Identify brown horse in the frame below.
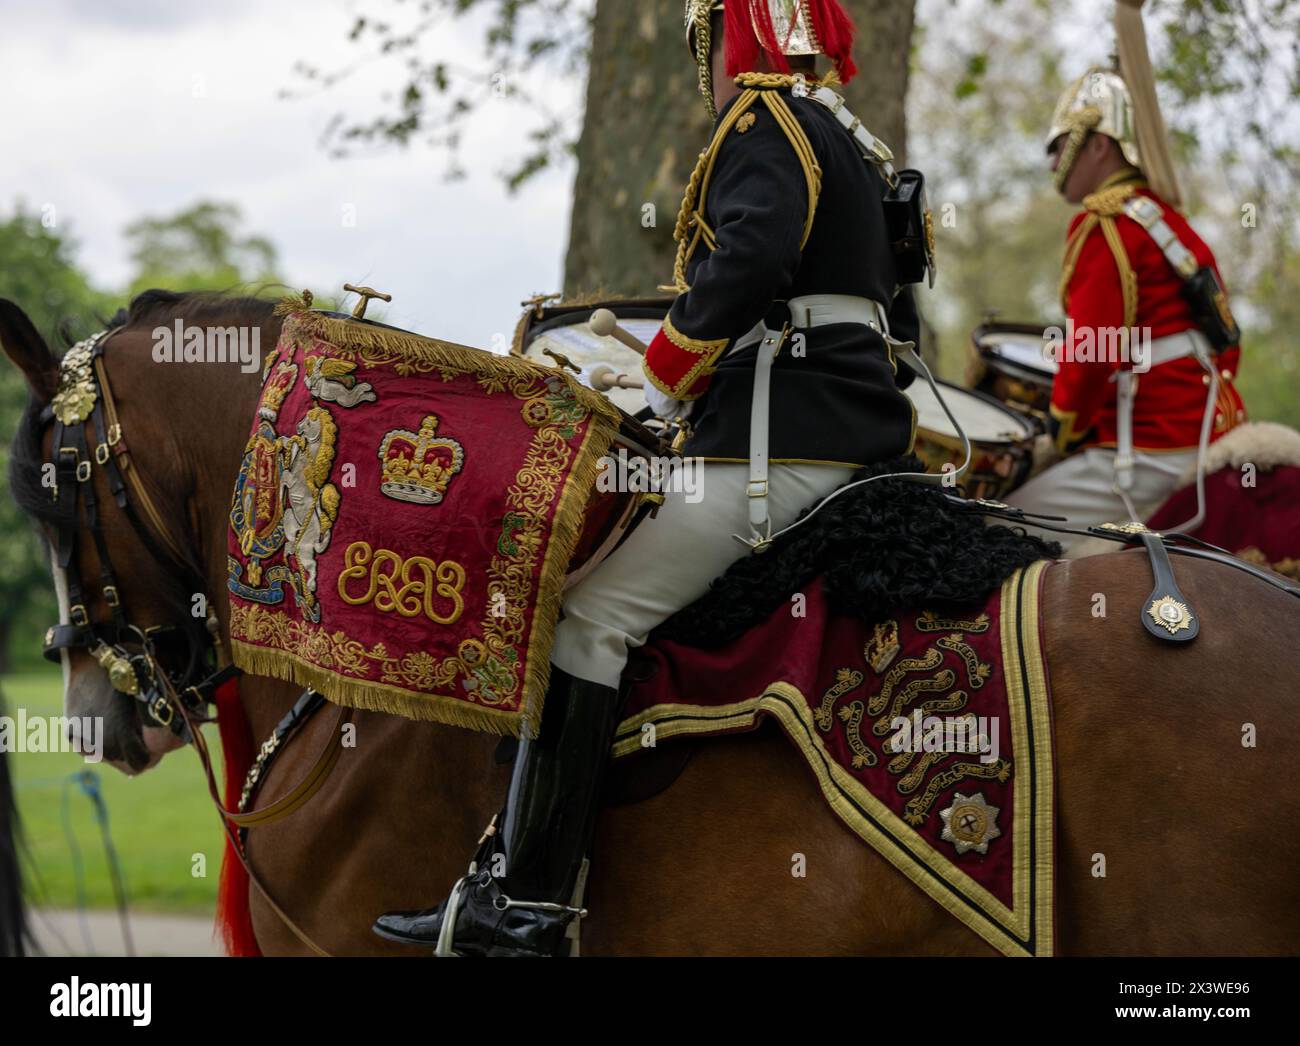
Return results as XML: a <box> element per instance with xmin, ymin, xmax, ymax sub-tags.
<box><xmin>4</xmin><ymin>292</ymin><xmax>1300</xmax><ymax>956</ymax></box>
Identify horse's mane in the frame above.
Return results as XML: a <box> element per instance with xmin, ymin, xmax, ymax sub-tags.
<box><xmin>112</xmin><ymin>288</ymin><xmax>281</xmax><ymax>334</ymax></box>
<box><xmin>9</xmin><ymin>288</ymin><xmax>282</xmax><ymax>530</ymax></box>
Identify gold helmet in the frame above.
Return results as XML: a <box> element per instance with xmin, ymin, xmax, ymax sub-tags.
<box><xmin>1047</xmin><ymin>69</ymin><xmax>1141</xmax><ymax>193</ymax></box>
<box><xmin>685</xmin><ymin>0</ymin><xmax>858</xmax><ymax>119</ymax></box>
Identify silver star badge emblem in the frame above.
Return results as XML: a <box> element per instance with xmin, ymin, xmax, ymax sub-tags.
<box><xmin>1147</xmin><ymin>595</ymin><xmax>1193</xmax><ymax>635</ymax></box>
<box><xmin>940</xmin><ymin>791</ymin><xmax>1002</xmax><ymax>855</ymax></box>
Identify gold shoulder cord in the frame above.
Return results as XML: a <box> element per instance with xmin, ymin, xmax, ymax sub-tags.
<box><xmin>1059</xmin><ymin>181</ymin><xmax>1142</xmax><ymax>329</ymax></box>
<box><xmin>660</xmin><ymin>72</ymin><xmax>831</xmax><ymax>294</ymax></box>
<box><xmin>734</xmin><ymin>70</ymin><xmax>843</xmax><ymax>90</ymax></box>
<box><xmin>760</xmin><ymin>90</ymin><xmax>822</xmax><ymax>249</ymax></box>
<box><xmin>661</xmin><ymin>89</ymin><xmax>763</xmax><ymax>293</ymax></box>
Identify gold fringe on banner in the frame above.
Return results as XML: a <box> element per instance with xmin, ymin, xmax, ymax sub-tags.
<box><xmin>1115</xmin><ymin>0</ymin><xmax>1183</xmax><ymax>208</ymax></box>
<box><xmin>234</xmin><ymin>301</ymin><xmax>625</xmax><ymax>737</ymax></box>
<box><xmin>515</xmin><ymin>411</ymin><xmax>618</xmax><ymax>734</ymax></box>
<box><xmin>285</xmin><ymin>307</ymin><xmax>624</xmax><ymax>407</ymax></box>
<box><xmin>230</xmin><ymin>639</ymin><xmax>527</xmax><ymax>735</ymax></box>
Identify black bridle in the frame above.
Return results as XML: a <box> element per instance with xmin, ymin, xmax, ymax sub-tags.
<box><xmin>39</xmin><ymin>330</ymin><xmax>239</xmax><ymax>742</ymax></box>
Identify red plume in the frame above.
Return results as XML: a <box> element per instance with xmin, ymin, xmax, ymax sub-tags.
<box><xmin>808</xmin><ymin>0</ymin><xmax>859</xmax><ymax>83</ymax></box>
<box><xmin>727</xmin><ymin>1</ymin><xmax>858</xmax><ymax>82</ymax></box>
<box><xmin>725</xmin><ymin>1</ymin><xmax>763</xmax><ymax>77</ymax></box>
<box><xmin>213</xmin><ymin>676</ymin><xmax>261</xmax><ymax>957</ymax></box>
<box><xmin>727</xmin><ymin>0</ymin><xmax>799</xmax><ymax>76</ymax></box>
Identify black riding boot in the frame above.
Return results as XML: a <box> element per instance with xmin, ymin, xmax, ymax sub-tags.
<box><xmin>372</xmin><ymin>667</ymin><xmax>623</xmax><ymax>956</ymax></box>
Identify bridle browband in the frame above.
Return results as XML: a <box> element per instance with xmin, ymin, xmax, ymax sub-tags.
<box><xmin>39</xmin><ymin>329</ymin><xmax>239</xmax><ymax>741</ymax></box>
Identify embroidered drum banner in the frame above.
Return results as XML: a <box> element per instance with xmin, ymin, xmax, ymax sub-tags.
<box><xmin>226</xmin><ymin>300</ymin><xmax>623</xmax><ymax>736</ymax></box>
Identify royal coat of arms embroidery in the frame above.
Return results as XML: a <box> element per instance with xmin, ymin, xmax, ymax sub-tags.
<box><xmin>228</xmin><ymin>359</ymin><xmax>342</xmax><ymax>621</ymax></box>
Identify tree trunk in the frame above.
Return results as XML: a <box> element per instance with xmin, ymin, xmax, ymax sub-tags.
<box><xmin>562</xmin><ymin>0</ymin><xmax>918</xmax><ymax>297</ymax></box>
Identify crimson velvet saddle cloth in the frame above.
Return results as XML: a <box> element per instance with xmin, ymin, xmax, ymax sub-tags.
<box><xmin>1144</xmin><ymin>421</ymin><xmax>1300</xmax><ymax>580</ymax></box>
<box><xmin>621</xmin><ymin>560</ymin><xmax>1058</xmax><ymax>958</ymax></box>
<box><xmin>1147</xmin><ymin>471</ymin><xmax>1300</xmax><ymax>583</ymax></box>
<box><xmin>226</xmin><ymin>300</ymin><xmax>623</xmax><ymax>736</ymax></box>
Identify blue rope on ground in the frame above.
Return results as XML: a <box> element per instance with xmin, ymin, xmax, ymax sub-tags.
<box><xmin>18</xmin><ymin>768</ymin><xmax>135</xmax><ymax>956</ymax></box>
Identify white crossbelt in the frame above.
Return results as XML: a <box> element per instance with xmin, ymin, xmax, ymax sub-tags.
<box><xmin>1122</xmin><ymin>196</ymin><xmax>1200</xmax><ymax>279</ymax></box>
<box><xmin>806</xmin><ymin>85</ymin><xmax>899</xmax><ymax>187</ymax></box>
<box><xmin>737</xmin><ymin>294</ymin><xmax>891</xmax><ymax>550</ymax></box>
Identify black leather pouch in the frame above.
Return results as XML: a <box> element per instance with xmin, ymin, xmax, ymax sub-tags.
<box><xmin>882</xmin><ymin>169</ymin><xmax>936</xmax><ymax>289</ymax></box>
<box><xmin>1184</xmin><ymin>265</ymin><xmax>1241</xmax><ymax>352</ymax></box>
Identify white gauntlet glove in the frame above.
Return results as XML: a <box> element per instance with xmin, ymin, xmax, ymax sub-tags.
<box><xmin>642</xmin><ymin>378</ymin><xmax>693</xmax><ymax>421</ymax></box>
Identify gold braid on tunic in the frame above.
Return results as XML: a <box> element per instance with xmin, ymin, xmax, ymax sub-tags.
<box><xmin>659</xmin><ymin>73</ymin><xmax>831</xmax><ymax>295</ymax></box>
<box><xmin>1058</xmin><ymin>177</ymin><xmax>1147</xmax><ymax>330</ymax></box>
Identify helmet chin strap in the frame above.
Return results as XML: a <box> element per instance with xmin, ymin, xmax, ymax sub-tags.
<box><xmin>685</xmin><ymin>1</ymin><xmax>724</xmax><ymax>119</ymax></box>
<box><xmin>1053</xmin><ymin>112</ymin><xmax>1100</xmax><ymax>195</ymax></box>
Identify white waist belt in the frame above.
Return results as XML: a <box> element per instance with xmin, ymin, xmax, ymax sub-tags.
<box><xmin>1141</xmin><ymin>328</ymin><xmax>1211</xmax><ymax>369</ymax></box>
<box><xmin>731</xmin><ymin>294</ymin><xmax>890</xmax><ymax>357</ymax></box>
<box><xmin>788</xmin><ymin>294</ymin><xmax>890</xmax><ymax>335</ymax></box>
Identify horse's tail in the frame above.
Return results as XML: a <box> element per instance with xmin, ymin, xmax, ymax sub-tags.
<box><xmin>0</xmin><ymin>693</ymin><xmax>30</xmax><ymax>956</ymax></box>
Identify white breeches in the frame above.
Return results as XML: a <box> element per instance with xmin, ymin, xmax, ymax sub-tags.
<box><xmin>551</xmin><ymin>461</ymin><xmax>856</xmax><ymax>688</ymax></box>
<box><xmin>1004</xmin><ymin>446</ymin><xmax>1197</xmax><ymax>556</ymax></box>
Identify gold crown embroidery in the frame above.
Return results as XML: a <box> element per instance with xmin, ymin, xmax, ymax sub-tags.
<box><xmin>378</xmin><ymin>414</ymin><xmax>466</xmax><ymax>505</ymax></box>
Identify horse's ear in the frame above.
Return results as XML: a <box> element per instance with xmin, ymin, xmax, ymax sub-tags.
<box><xmin>0</xmin><ymin>298</ymin><xmax>60</xmax><ymax>404</ymax></box>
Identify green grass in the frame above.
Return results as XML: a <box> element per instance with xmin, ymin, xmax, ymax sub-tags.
<box><xmin>3</xmin><ymin>665</ymin><xmax>225</xmax><ymax>915</ymax></box>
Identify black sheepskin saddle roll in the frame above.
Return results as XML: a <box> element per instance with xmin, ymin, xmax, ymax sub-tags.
<box><xmin>652</xmin><ymin>457</ymin><xmax>1060</xmax><ymax>649</ymax></box>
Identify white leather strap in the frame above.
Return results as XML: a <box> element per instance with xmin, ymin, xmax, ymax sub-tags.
<box><xmin>1114</xmin><ymin>369</ymin><xmax>1138</xmax><ymax>495</ymax></box>
<box><xmin>731</xmin><ymin>295</ymin><xmax>892</xmax><ymax>550</ymax></box>
<box><xmin>1122</xmin><ymin>196</ymin><xmax>1199</xmax><ymax>279</ymax></box>
<box><xmin>788</xmin><ymin>294</ymin><xmax>889</xmax><ymax>334</ymax></box>
<box><xmin>728</xmin><ymin>319</ymin><xmax>767</xmax><ymax>357</ymax></box>
<box><xmin>737</xmin><ymin>328</ymin><xmax>783</xmax><ymax>550</ymax></box>
<box><xmin>807</xmin><ymin>86</ymin><xmax>899</xmax><ymax>187</ymax></box>
<box><xmin>1143</xmin><ymin>329</ymin><xmax>1210</xmax><ymax>368</ymax></box>
<box><xmin>1111</xmin><ymin>328</ymin><xmax>1216</xmax><ymax>518</ymax></box>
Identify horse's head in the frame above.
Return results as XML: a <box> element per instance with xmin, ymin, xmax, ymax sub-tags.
<box><xmin>1</xmin><ymin>293</ymin><xmax>276</xmax><ymax>774</ymax></box>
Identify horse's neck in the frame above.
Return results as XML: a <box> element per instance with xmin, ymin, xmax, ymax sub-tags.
<box><xmin>149</xmin><ymin>318</ymin><xmax>295</xmax><ymax>736</ymax></box>
<box><xmin>238</xmin><ymin>674</ymin><xmax>305</xmax><ymax>744</ymax></box>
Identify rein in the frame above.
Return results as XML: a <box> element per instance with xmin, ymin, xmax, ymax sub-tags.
<box><xmin>165</xmin><ymin>674</ymin><xmax>348</xmax><ymax>957</ymax></box>
<box><xmin>40</xmin><ymin>327</ymin><xmax>345</xmax><ymax>956</ymax></box>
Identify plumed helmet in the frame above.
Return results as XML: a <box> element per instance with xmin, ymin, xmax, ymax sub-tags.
<box><xmin>685</xmin><ymin>0</ymin><xmax>859</xmax><ymax>118</ymax></box>
<box><xmin>1047</xmin><ymin>69</ymin><xmax>1141</xmax><ymax>192</ymax></box>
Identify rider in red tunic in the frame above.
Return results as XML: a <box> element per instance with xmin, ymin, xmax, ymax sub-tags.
<box><xmin>1007</xmin><ymin>69</ymin><xmax>1247</xmax><ymax>550</ymax></box>
<box><xmin>1052</xmin><ymin>176</ymin><xmax>1245</xmax><ymax>454</ymax></box>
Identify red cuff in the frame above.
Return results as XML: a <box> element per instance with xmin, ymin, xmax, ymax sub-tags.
<box><xmin>643</xmin><ymin>324</ymin><xmax>725</xmax><ymax>400</ymax></box>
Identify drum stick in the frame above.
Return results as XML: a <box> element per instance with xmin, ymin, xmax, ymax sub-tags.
<box><xmin>588</xmin><ymin>363</ymin><xmax>645</xmax><ymax>391</ymax></box>
<box><xmin>590</xmin><ymin>309</ymin><xmax>648</xmax><ymax>356</ymax></box>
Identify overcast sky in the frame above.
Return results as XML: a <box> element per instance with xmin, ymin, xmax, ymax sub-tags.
<box><xmin>0</xmin><ymin>0</ymin><xmax>584</xmax><ymax>348</ymax></box>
